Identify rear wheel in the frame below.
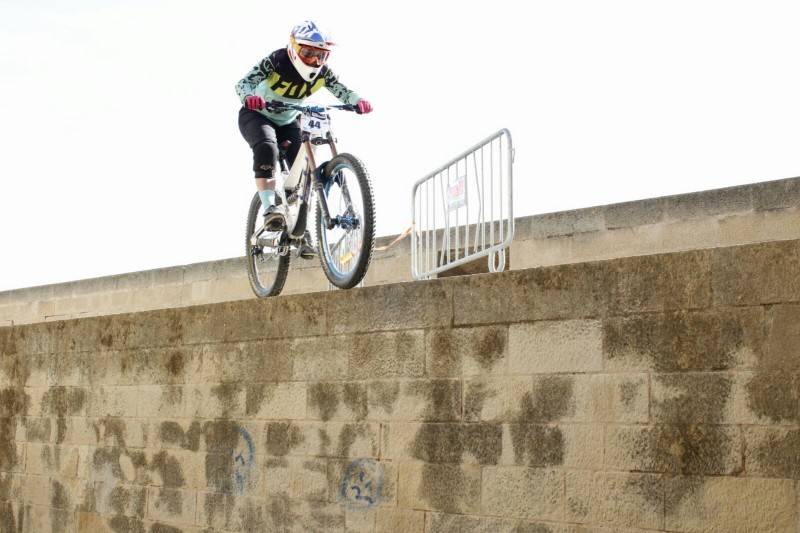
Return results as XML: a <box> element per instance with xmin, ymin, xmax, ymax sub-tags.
<box><xmin>316</xmin><ymin>153</ymin><xmax>375</xmax><ymax>289</ymax></box>
<box><xmin>245</xmin><ymin>192</ymin><xmax>290</xmax><ymax>297</ymax></box>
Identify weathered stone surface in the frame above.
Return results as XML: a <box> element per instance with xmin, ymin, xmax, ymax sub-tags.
<box><xmin>328</xmin><ymin>280</ymin><xmax>453</xmax><ymax>334</ymax></box>
<box><xmin>666</xmin><ymin>185</ymin><xmax>752</xmax><ymax>221</ymax></box>
<box><xmin>524</xmin><ymin>207</ymin><xmax>605</xmax><ymax>238</ymax></box>
<box><xmin>744</xmin><ymin>427</ymin><xmax>800</xmax><ymax>479</ymax></box>
<box><xmin>425</xmin><ymin>326</ymin><xmax>508</xmax><ymax>377</ymax></box>
<box><xmin>383</xmin><ymin>423</ymin><xmax>502</xmax><ymax>465</ymax></box>
<box><xmin>307</xmin><ymin>381</ymin><xmax>368</xmax><ymax>422</ymax></box>
<box><xmin>665</xmin><ymin>477</ymin><xmax>796</xmax><ymax>531</ymax></box>
<box><xmin>509</xmin><ymin>319</ymin><xmax>603</xmax><ymax>374</ymax></box>
<box><xmin>571</xmin><ymin>374</ymin><xmax>649</xmax><ymax>423</ymax></box>
<box><xmin>350</xmin><ymin>331</ymin><xmax>427</xmax><ymax>380</ymax></box>
<box><xmin>712</xmin><ymin>240</ymin><xmax>800</xmax><ymax>306</ymax></box>
<box><xmin>743</xmin><ymin>304</ymin><xmax>800</xmax><ymax>424</ymax></box>
<box><xmin>452</xmin><ymin>264</ymin><xmax>607</xmax><ymax>325</ymax></box>
<box><xmin>367</xmin><ymin>379</ymin><xmax>461</xmax><ymax>422</ymax></box>
<box><xmin>752</xmin><ymin>177</ymin><xmax>800</xmax><ymax>211</ymax></box>
<box><xmin>8</xmin><ymin>178</ymin><xmax>800</xmax><ymax>328</ymax></box>
<box><xmin>604</xmin><ymin>198</ymin><xmax>665</xmax><ymax>229</ymax></box>
<box><xmin>605</xmin><ymin>425</ymin><xmax>743</xmax><ymax>475</ymax></box>
<box><xmin>589</xmin><ymin>472</ymin><xmax>664</xmax><ymax>530</ymax></box>
<box><xmin>603</xmin><ymin>308</ymin><xmax>763</xmax><ymax>372</ymax></box>
<box><xmin>3</xmin><ymin>236</ymin><xmax>800</xmax><ymax>532</ymax></box>
<box><xmin>399</xmin><ymin>462</ymin><xmax>481</xmax><ymax>514</ymax></box>
<box><xmin>375</xmin><ymin>507</ymin><xmax>424</xmax><ymax>532</ymax></box>
<box><xmin>481</xmin><ymin>467</ymin><xmax>564</xmax><ymax>521</ymax></box>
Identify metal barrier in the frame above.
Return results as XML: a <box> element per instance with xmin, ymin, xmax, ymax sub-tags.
<box><xmin>412</xmin><ymin>129</ymin><xmax>514</xmax><ymax>279</ymax></box>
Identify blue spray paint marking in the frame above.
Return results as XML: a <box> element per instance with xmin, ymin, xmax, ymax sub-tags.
<box><xmin>233</xmin><ymin>427</ymin><xmax>255</xmax><ymax>495</ymax></box>
<box><xmin>340</xmin><ymin>459</ymin><xmax>383</xmax><ymax>508</ymax></box>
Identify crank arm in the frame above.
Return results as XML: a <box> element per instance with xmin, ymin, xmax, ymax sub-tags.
<box><xmin>256</xmin><ymin>230</ymin><xmax>285</xmax><ymax>248</ymax></box>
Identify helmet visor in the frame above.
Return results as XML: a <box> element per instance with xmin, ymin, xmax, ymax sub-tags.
<box><xmin>296</xmin><ymin>44</ymin><xmax>329</xmax><ymax>67</ymax></box>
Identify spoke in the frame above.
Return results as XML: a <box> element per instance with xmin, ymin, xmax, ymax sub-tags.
<box><xmin>329</xmin><ymin>231</ymin><xmax>348</xmax><ymax>254</ymax></box>
<box><xmin>340</xmin><ymin>180</ymin><xmax>354</xmax><ymax>211</ymax></box>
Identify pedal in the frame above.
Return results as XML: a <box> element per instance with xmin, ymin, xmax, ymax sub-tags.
<box><xmin>250</xmin><ymin>227</ymin><xmax>265</xmax><ymax>247</ymax></box>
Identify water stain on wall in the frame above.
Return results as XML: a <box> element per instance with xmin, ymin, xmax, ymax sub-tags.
<box><xmin>158</xmin><ymin>421</ymin><xmax>202</xmax><ymax>452</ymax></box>
<box><xmin>204</xmin><ymin>420</ymin><xmax>248</xmax><ymax>494</ymax></box>
<box><xmin>165</xmin><ymin>350</ymin><xmax>185</xmax><ymax>377</ymax></box>
<box><xmin>104</xmin><ymin>485</ymin><xmax>146</xmax><ymax>518</ymax></box>
<box><xmin>337</xmin><ymin>424</ymin><xmax>371</xmax><ymax>458</ymax></box>
<box><xmin>603</xmin><ymin>308</ymin><xmax>758</xmax><ymax>515</ymax></box>
<box><xmin>368</xmin><ymin>381</ymin><xmax>400</xmax><ymax>414</ymax></box>
<box><xmin>747</xmin><ymin>305</ymin><xmax>800</xmax><ymax>423</ymax></box>
<box><xmin>210</xmin><ymin>381</ymin><xmax>241</xmax><ymax>418</ymax></box>
<box><xmin>0</xmin><ymin>351</ymin><xmax>30</xmax><ymax>533</ymax></box>
<box><xmin>245</xmin><ymin>383</ymin><xmax>276</xmax><ymax>416</ymax></box>
<box><xmin>342</xmin><ymin>383</ymin><xmax>368</xmax><ymax>420</ymax></box>
<box><xmin>308</xmin><ymin>382</ymin><xmax>368</xmax><ymax>421</ymax></box>
<box><xmin>266</xmin><ymin>422</ymin><xmax>303</xmax><ymax>457</ymax></box>
<box><xmin>149</xmin><ymin>451</ymin><xmax>186</xmax><ymax>489</ymax></box>
<box><xmin>744</xmin><ymin>305</ymin><xmax>800</xmax><ymax>482</ymax></box>
<box><xmin>42</xmin><ymin>386</ymin><xmax>87</xmax><ymax>444</ymax></box>
<box><xmin>426</xmin><ymin>326</ymin><xmax>508</xmax><ymax>375</ymax></box>
<box><xmin>107</xmin><ymin>514</ymin><xmax>144</xmax><ymax>533</ymax></box>
<box><xmin>417</xmin><ymin>463</ymin><xmax>479</xmax><ymax>515</ymax></box>
<box><xmin>419</xmin><ymin>380</ymin><xmax>461</xmax><ymax>421</ymax></box>
<box><xmin>150</xmin><ymin>522</ymin><xmax>183</xmax><ymax>533</ymax></box>
<box><xmin>308</xmin><ymin>383</ymin><xmax>339</xmax><ymax>421</ymax></box>
<box><xmin>510</xmin><ymin>376</ymin><xmax>574</xmax><ymax>467</ymax></box>
<box><xmin>604</xmin><ymin>309</ymin><xmax>762</xmax><ymax>372</ymax></box>
<box><xmin>633</xmin><ymin>370</ymin><xmax>735</xmax><ymax>515</ymax></box>
<box><xmin>93</xmin><ymin>417</ymin><xmax>128</xmax><ymax>448</ymax></box>
<box><xmin>410</xmin><ymin>371</ymin><xmax>504</xmax><ymax>512</ymax></box>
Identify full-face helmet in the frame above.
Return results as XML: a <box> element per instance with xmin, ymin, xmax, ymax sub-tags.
<box><xmin>288</xmin><ymin>20</ymin><xmax>334</xmax><ymax>82</ymax></box>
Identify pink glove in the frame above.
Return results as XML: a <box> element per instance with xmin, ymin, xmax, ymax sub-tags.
<box><xmin>356</xmin><ymin>99</ymin><xmax>373</xmax><ymax>114</ymax></box>
<box><xmin>245</xmin><ymin>95</ymin><xmax>266</xmax><ymax>110</ymax></box>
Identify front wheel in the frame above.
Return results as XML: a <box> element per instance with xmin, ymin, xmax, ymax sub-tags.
<box><xmin>316</xmin><ymin>153</ymin><xmax>375</xmax><ymax>289</ymax></box>
<box><xmin>245</xmin><ymin>192</ymin><xmax>290</xmax><ymax>297</ymax></box>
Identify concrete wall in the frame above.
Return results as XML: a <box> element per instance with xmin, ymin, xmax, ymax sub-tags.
<box><xmin>3</xmin><ymin>237</ymin><xmax>800</xmax><ymax>531</ymax></box>
<box><xmin>3</xmin><ymin>176</ymin><xmax>800</xmax><ymax>326</ymax></box>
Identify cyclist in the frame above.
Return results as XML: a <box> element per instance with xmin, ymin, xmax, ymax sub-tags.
<box><xmin>236</xmin><ymin>20</ymin><xmax>373</xmax><ymax>259</ymax></box>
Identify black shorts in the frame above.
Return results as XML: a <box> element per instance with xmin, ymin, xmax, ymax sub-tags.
<box><xmin>238</xmin><ymin>107</ymin><xmax>301</xmax><ymax>178</ymax></box>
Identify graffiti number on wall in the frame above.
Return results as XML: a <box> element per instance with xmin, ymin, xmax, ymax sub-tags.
<box><xmin>233</xmin><ymin>426</ymin><xmax>255</xmax><ymax>494</ymax></box>
<box><xmin>340</xmin><ymin>459</ymin><xmax>383</xmax><ymax>508</ymax></box>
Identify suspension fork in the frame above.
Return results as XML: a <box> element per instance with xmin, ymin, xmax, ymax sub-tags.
<box><xmin>310</xmin><ymin>131</ymin><xmax>340</xmax><ymax>230</ymax></box>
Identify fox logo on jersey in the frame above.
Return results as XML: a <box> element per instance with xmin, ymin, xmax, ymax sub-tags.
<box><xmin>268</xmin><ymin>71</ymin><xmax>325</xmax><ymax>100</ymax></box>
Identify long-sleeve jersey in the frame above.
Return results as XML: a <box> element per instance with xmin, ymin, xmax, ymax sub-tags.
<box><xmin>235</xmin><ymin>48</ymin><xmax>361</xmax><ymax>126</ymax></box>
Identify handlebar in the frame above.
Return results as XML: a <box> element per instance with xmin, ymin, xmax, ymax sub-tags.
<box><xmin>264</xmin><ymin>100</ymin><xmax>358</xmax><ymax>114</ymax></box>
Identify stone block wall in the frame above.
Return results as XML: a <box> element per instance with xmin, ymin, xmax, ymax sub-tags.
<box><xmin>3</xmin><ymin>176</ymin><xmax>800</xmax><ymax>326</ymax></box>
<box><xmin>2</xmin><ymin>238</ymin><xmax>800</xmax><ymax>531</ymax></box>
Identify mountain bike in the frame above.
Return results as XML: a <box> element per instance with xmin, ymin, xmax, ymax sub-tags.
<box><xmin>245</xmin><ymin>101</ymin><xmax>375</xmax><ymax>297</ymax></box>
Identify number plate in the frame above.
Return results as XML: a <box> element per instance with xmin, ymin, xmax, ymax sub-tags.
<box><xmin>300</xmin><ymin>111</ymin><xmax>330</xmax><ymax>139</ymax></box>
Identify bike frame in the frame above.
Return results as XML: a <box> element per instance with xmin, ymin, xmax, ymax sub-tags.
<box><xmin>246</xmin><ymin>100</ymin><xmax>373</xmax><ymax>296</ymax></box>
<box><xmin>275</xmin><ymin>116</ymin><xmax>341</xmax><ymax>239</ymax></box>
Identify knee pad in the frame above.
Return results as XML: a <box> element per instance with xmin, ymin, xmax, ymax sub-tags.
<box><xmin>253</xmin><ymin>141</ymin><xmax>278</xmax><ymax>178</ymax></box>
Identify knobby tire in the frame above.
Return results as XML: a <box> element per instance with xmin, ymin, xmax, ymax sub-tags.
<box><xmin>316</xmin><ymin>153</ymin><xmax>375</xmax><ymax>289</ymax></box>
<box><xmin>245</xmin><ymin>192</ymin><xmax>290</xmax><ymax>297</ymax></box>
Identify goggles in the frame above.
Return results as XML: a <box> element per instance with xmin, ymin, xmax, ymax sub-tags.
<box><xmin>296</xmin><ymin>44</ymin><xmax>330</xmax><ymax>67</ymax></box>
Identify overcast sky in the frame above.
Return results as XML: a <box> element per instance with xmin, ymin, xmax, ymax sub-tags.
<box><xmin>1</xmin><ymin>0</ymin><xmax>799</xmax><ymax>292</ymax></box>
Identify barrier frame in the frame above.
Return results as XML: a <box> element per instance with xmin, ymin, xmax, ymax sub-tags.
<box><xmin>411</xmin><ymin>129</ymin><xmax>514</xmax><ymax>280</ymax></box>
